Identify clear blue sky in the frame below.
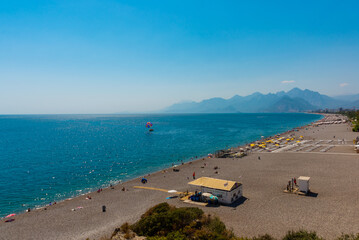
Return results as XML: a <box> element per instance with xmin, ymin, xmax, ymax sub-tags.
<box><xmin>1</xmin><ymin>0</ymin><xmax>359</xmax><ymax>114</ymax></box>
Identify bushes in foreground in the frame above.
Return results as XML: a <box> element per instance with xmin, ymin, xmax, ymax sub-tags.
<box><xmin>129</xmin><ymin>202</ymin><xmax>235</xmax><ymax>240</ymax></box>
<box><xmin>132</xmin><ymin>202</ymin><xmax>205</xmax><ymax>238</ymax></box>
<box><xmin>336</xmin><ymin>234</ymin><xmax>359</xmax><ymax>240</ymax></box>
<box><xmin>107</xmin><ymin>203</ymin><xmax>359</xmax><ymax>240</ymax></box>
<box><xmin>282</xmin><ymin>230</ymin><xmax>322</xmax><ymax>240</ymax></box>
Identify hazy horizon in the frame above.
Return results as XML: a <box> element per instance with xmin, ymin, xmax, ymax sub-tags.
<box><xmin>1</xmin><ymin>1</ymin><xmax>359</xmax><ymax>114</ymax></box>
<box><xmin>0</xmin><ymin>87</ymin><xmax>356</xmax><ymax>115</ymax></box>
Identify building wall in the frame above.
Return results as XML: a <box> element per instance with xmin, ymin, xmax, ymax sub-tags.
<box><xmin>202</xmin><ymin>185</ymin><xmax>242</xmax><ymax>204</ymax></box>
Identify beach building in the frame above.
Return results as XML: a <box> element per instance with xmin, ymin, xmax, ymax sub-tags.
<box><xmin>188</xmin><ymin>177</ymin><xmax>242</xmax><ymax>204</ymax></box>
<box><xmin>298</xmin><ymin>176</ymin><xmax>310</xmax><ymax>193</ymax></box>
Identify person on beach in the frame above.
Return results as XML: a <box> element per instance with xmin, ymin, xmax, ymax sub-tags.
<box><xmin>193</xmin><ymin>172</ymin><xmax>196</xmax><ymax>179</ymax></box>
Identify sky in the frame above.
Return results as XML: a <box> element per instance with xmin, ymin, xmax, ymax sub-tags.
<box><xmin>1</xmin><ymin>0</ymin><xmax>359</xmax><ymax>114</ymax></box>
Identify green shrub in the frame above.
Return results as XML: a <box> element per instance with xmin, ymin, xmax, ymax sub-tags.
<box><xmin>207</xmin><ymin>216</ymin><xmax>227</xmax><ymax>235</ymax></box>
<box><xmin>147</xmin><ymin>237</ymin><xmax>168</xmax><ymax>240</ymax></box>
<box><xmin>120</xmin><ymin>222</ymin><xmax>131</xmax><ymax>234</ymax></box>
<box><xmin>193</xmin><ymin>229</ymin><xmax>229</xmax><ymax>240</ymax></box>
<box><xmin>198</xmin><ymin>215</ymin><xmax>235</xmax><ymax>240</ymax></box>
<box><xmin>142</xmin><ymin>202</ymin><xmax>173</xmax><ymax>218</ymax></box>
<box><xmin>283</xmin><ymin>230</ymin><xmax>322</xmax><ymax>240</ymax></box>
<box><xmin>131</xmin><ymin>202</ymin><xmax>203</xmax><ymax>237</ymax></box>
<box><xmin>166</xmin><ymin>231</ymin><xmax>187</xmax><ymax>240</ymax></box>
<box><xmin>169</xmin><ymin>207</ymin><xmax>203</xmax><ymax>231</ymax></box>
<box><xmin>352</xmin><ymin>124</ymin><xmax>359</xmax><ymax>132</ymax></box>
<box><xmin>253</xmin><ymin>234</ymin><xmax>276</xmax><ymax>240</ymax></box>
<box><xmin>336</xmin><ymin>233</ymin><xmax>359</xmax><ymax>240</ymax></box>
<box><xmin>123</xmin><ymin>232</ymin><xmax>133</xmax><ymax>239</ymax></box>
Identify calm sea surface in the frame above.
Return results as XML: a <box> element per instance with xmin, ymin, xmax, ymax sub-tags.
<box><xmin>0</xmin><ymin>113</ymin><xmax>321</xmax><ymax>217</ymax></box>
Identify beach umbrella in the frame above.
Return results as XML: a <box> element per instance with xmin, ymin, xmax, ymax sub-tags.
<box><xmin>5</xmin><ymin>213</ymin><xmax>16</xmax><ymax>218</ymax></box>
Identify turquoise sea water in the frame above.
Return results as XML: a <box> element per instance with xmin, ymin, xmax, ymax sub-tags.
<box><xmin>0</xmin><ymin>113</ymin><xmax>321</xmax><ymax>217</ymax></box>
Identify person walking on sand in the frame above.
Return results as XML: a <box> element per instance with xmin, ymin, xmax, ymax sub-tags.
<box><xmin>193</xmin><ymin>172</ymin><xmax>196</xmax><ymax>179</ymax></box>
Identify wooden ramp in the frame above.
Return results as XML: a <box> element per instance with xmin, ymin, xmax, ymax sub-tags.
<box><xmin>133</xmin><ymin>186</ymin><xmax>171</xmax><ymax>193</ymax></box>
<box><xmin>133</xmin><ymin>186</ymin><xmax>187</xmax><ymax>195</ymax></box>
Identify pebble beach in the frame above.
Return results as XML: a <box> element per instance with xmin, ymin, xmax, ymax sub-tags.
<box><xmin>1</xmin><ymin>114</ymin><xmax>359</xmax><ymax>240</ymax></box>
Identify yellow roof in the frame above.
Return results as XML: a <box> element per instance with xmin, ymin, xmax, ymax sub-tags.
<box><xmin>188</xmin><ymin>177</ymin><xmax>241</xmax><ymax>191</ymax></box>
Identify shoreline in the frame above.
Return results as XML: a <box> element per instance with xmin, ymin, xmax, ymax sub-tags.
<box><xmin>1</xmin><ymin>113</ymin><xmax>324</xmax><ymax>219</ymax></box>
<box><xmin>2</xmin><ymin>113</ymin><xmax>358</xmax><ymax>240</ymax></box>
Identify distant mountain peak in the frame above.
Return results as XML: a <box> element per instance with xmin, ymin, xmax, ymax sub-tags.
<box><xmin>287</xmin><ymin>87</ymin><xmax>305</xmax><ymax>93</ymax></box>
<box><xmin>163</xmin><ymin>88</ymin><xmax>359</xmax><ymax>113</ymax></box>
<box><xmin>250</xmin><ymin>91</ymin><xmax>262</xmax><ymax>96</ymax></box>
<box><xmin>289</xmin><ymin>87</ymin><xmax>302</xmax><ymax>91</ymax></box>
<box><xmin>230</xmin><ymin>94</ymin><xmax>242</xmax><ymax>99</ymax></box>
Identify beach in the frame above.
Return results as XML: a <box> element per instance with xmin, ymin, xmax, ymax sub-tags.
<box><xmin>1</xmin><ymin>114</ymin><xmax>359</xmax><ymax>240</ymax></box>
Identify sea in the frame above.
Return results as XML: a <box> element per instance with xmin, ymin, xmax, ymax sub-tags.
<box><xmin>0</xmin><ymin>113</ymin><xmax>322</xmax><ymax>217</ymax></box>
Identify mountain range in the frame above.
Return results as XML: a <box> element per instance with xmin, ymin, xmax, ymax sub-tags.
<box><xmin>163</xmin><ymin>88</ymin><xmax>359</xmax><ymax>113</ymax></box>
